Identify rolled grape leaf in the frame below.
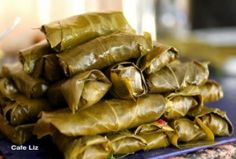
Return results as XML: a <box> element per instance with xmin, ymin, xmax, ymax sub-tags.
<box><xmin>2</xmin><ymin>64</ymin><xmax>48</xmax><ymax>98</ymax></box>
<box><xmin>33</xmin><ymin>94</ymin><xmax>166</xmax><ymax>137</ymax></box>
<box><xmin>19</xmin><ymin>40</ymin><xmax>53</xmax><ymax>74</ymax></box>
<box><xmin>137</xmin><ymin>43</ymin><xmax>178</xmax><ymax>74</ymax></box>
<box><xmin>0</xmin><ymin>114</ymin><xmax>33</xmax><ymax>145</ymax></box>
<box><xmin>190</xmin><ymin>106</ymin><xmax>234</xmax><ymax>136</ymax></box>
<box><xmin>107</xmin><ymin>120</ymin><xmax>173</xmax><ymax>155</ymax></box>
<box><xmin>43</xmin><ymin>54</ymin><xmax>65</xmax><ymax>82</ymax></box>
<box><xmin>147</xmin><ymin>60</ymin><xmax>209</xmax><ymax>93</ymax></box>
<box><xmin>164</xmin><ymin>86</ymin><xmax>203</xmax><ymax>120</ymax></box>
<box><xmin>108</xmin><ymin>62</ymin><xmax>147</xmax><ymax>100</ymax></box>
<box><xmin>146</xmin><ymin>64</ymin><xmax>179</xmax><ymax>93</ymax></box>
<box><xmin>198</xmin><ymin>80</ymin><xmax>223</xmax><ymax>103</ymax></box>
<box><xmin>0</xmin><ymin>78</ymin><xmax>18</xmax><ymax>100</ymax></box>
<box><xmin>135</xmin><ymin>119</ymin><xmax>173</xmax><ymax>150</ymax></box>
<box><xmin>180</xmin><ymin>80</ymin><xmax>223</xmax><ymax>103</ymax></box>
<box><xmin>168</xmin><ymin>118</ymin><xmax>214</xmax><ymax>148</ymax></box>
<box><xmin>178</xmin><ymin>61</ymin><xmax>209</xmax><ymax>87</ymax></box>
<box><xmin>2</xmin><ymin>94</ymin><xmax>51</xmax><ymax>126</ymax></box>
<box><xmin>57</xmin><ymin>32</ymin><xmax>152</xmax><ymax>77</ymax></box>
<box><xmin>41</xmin><ymin>11</ymin><xmax>135</xmax><ymax>51</ymax></box>
<box><xmin>107</xmin><ymin>130</ymin><xmax>146</xmax><ymax>155</ymax></box>
<box><xmin>47</xmin><ymin>69</ymin><xmax>111</xmax><ymax>113</ymax></box>
<box><xmin>30</xmin><ymin>57</ymin><xmax>44</xmax><ymax>78</ymax></box>
<box><xmin>52</xmin><ymin>133</ymin><xmax>112</xmax><ymax>159</ymax></box>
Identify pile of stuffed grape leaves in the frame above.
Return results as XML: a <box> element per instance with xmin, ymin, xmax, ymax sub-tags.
<box><xmin>0</xmin><ymin>11</ymin><xmax>234</xmax><ymax>159</ymax></box>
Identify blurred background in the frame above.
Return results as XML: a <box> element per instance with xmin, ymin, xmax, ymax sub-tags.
<box><xmin>0</xmin><ymin>0</ymin><xmax>236</xmax><ymax>75</ymax></box>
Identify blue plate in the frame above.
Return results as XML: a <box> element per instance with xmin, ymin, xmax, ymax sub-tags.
<box><xmin>0</xmin><ymin>77</ymin><xmax>235</xmax><ymax>159</ymax></box>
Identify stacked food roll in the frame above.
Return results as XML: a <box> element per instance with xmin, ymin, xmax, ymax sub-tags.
<box><xmin>0</xmin><ymin>12</ymin><xmax>234</xmax><ymax>159</ymax></box>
